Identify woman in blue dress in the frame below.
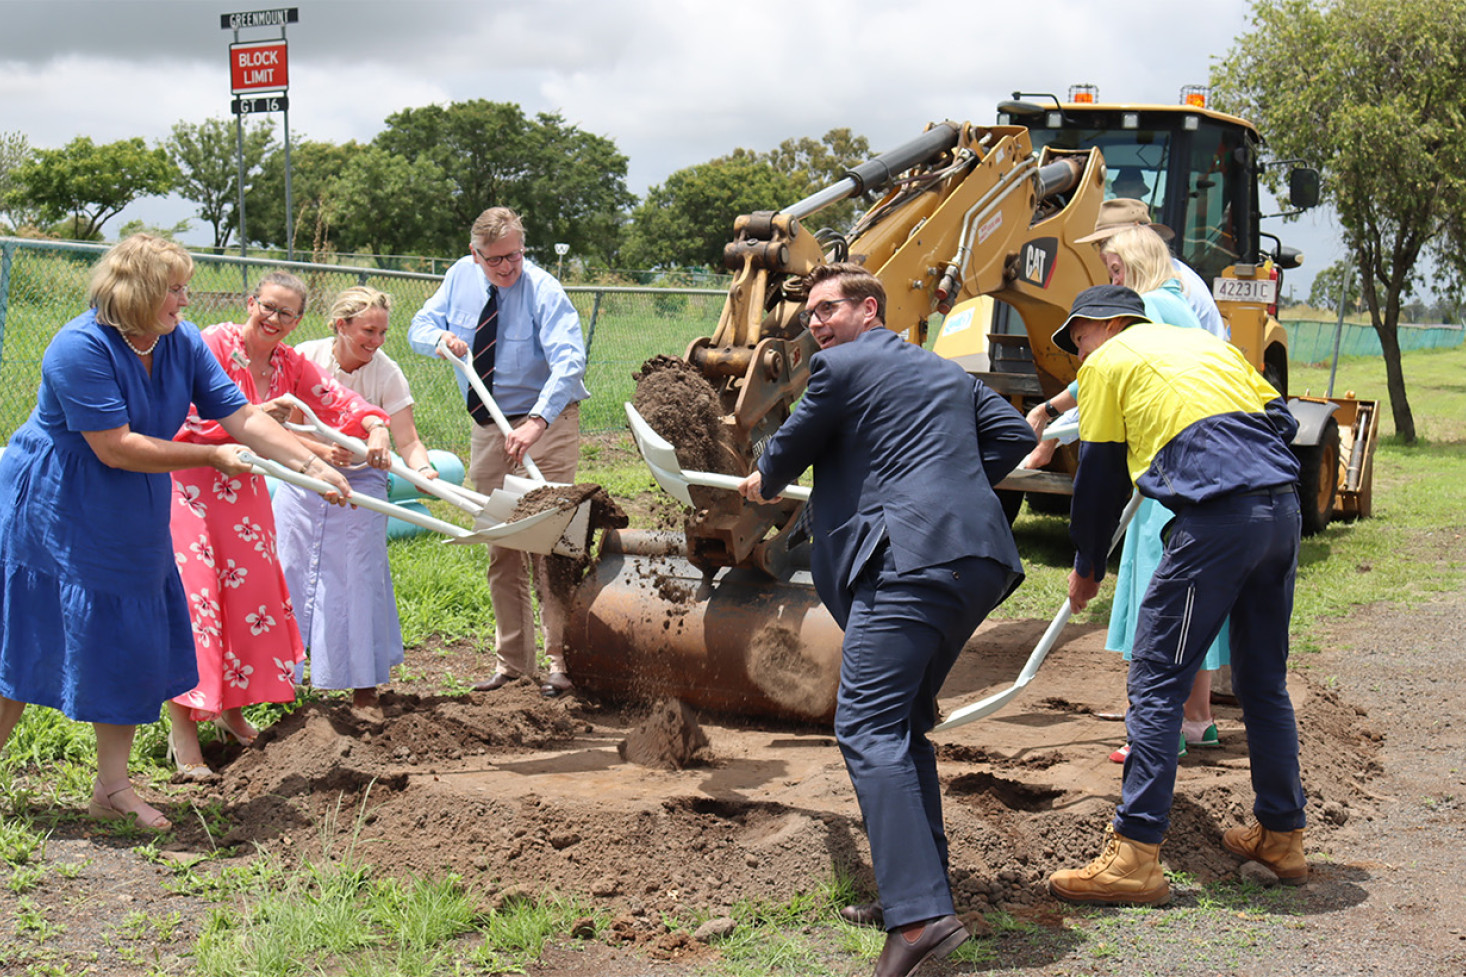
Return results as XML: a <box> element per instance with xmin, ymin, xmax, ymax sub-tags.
<box><xmin>0</xmin><ymin>235</ymin><xmax>351</xmax><ymax>831</ymax></box>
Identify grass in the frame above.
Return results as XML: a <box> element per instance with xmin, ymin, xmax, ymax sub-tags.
<box><xmin>187</xmin><ymin>850</ymin><xmax>597</xmax><ymax>977</ymax></box>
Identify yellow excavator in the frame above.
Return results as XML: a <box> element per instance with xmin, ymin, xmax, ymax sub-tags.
<box><xmin>564</xmin><ymin>89</ymin><xmax>1378</xmax><ymax>723</ymax></box>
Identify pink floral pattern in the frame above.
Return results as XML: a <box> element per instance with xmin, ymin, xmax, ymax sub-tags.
<box><xmin>166</xmin><ymin>322</ymin><xmax>388</xmax><ymax>722</ymax></box>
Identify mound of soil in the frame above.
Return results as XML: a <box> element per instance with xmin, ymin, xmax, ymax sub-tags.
<box><xmin>159</xmin><ymin>619</ymin><xmax>1379</xmax><ymax>923</ymax></box>
<box><xmin>631</xmin><ymin>355</ymin><xmax>731</xmax><ymax>474</ymax></box>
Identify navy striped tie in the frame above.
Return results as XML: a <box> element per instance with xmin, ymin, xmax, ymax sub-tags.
<box><xmin>466</xmin><ymin>286</ymin><xmax>498</xmax><ymax>425</ymax></box>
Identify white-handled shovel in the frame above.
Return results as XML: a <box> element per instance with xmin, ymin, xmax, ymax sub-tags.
<box><xmin>276</xmin><ymin>393</ymin><xmax>490</xmax><ymax>514</ymax></box>
<box><xmin>432</xmin><ymin>338</ymin><xmax>593</xmax><ymax>556</ymax></box>
<box><xmin>239</xmin><ymin>450</ymin><xmax>568</xmax><ymax>545</ymax></box>
<box><xmin>934</xmin><ymin>491</ymin><xmax>1143</xmax><ymax>732</ymax></box>
<box><xmin>436</xmin><ymin>337</ymin><xmax>547</xmax><ymax>483</ymax></box>
<box><xmin>625</xmin><ymin>402</ymin><xmax>811</xmax><ymax>505</ymax></box>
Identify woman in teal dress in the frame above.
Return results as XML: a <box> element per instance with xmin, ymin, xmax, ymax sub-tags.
<box><xmin>0</xmin><ymin>235</ymin><xmax>350</xmax><ymax>831</ymax></box>
<box><xmin>1099</xmin><ymin>227</ymin><xmax>1231</xmax><ymax>758</ymax></box>
<box><xmin>1023</xmin><ymin>226</ymin><xmax>1231</xmax><ymax>759</ymax></box>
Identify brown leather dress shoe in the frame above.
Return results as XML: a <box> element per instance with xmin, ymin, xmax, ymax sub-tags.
<box><xmin>838</xmin><ymin>901</ymin><xmax>884</xmax><ymax>927</ymax></box>
<box><xmin>540</xmin><ymin>672</ymin><xmax>574</xmax><ymax>697</ymax></box>
<box><xmin>875</xmin><ymin>914</ymin><xmax>968</xmax><ymax>977</ymax></box>
<box><xmin>472</xmin><ymin>673</ymin><xmax>515</xmax><ymax>692</ymax></box>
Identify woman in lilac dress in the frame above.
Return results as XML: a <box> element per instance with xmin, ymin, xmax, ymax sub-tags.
<box><xmin>274</xmin><ymin>286</ymin><xmax>436</xmax><ymax>710</ymax></box>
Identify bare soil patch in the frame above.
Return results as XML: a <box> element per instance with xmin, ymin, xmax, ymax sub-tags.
<box><xmin>57</xmin><ymin>624</ymin><xmax>1379</xmax><ymax>911</ymax></box>
<box><xmin>7</xmin><ymin>585</ymin><xmax>1464</xmax><ymax>976</ymax></box>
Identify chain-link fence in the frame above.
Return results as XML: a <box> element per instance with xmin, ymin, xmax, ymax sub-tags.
<box><xmin>1282</xmin><ymin>318</ymin><xmax>1465</xmax><ymax>365</ymax></box>
<box><xmin>0</xmin><ymin>238</ymin><xmax>729</xmax><ymax>462</ymax></box>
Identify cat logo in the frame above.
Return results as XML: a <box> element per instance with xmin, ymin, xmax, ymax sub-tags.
<box><xmin>1019</xmin><ymin>238</ymin><xmax>1059</xmax><ymax>288</ymax></box>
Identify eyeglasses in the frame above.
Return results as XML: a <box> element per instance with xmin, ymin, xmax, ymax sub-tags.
<box><xmin>168</xmin><ymin>284</ymin><xmax>190</xmax><ymax>298</ymax></box>
<box><xmin>253</xmin><ymin>299</ymin><xmax>302</xmax><ymax>323</ymax></box>
<box><xmin>797</xmin><ymin>297</ymin><xmax>860</xmax><ymax>327</ymax></box>
<box><xmin>476</xmin><ymin>247</ymin><xmax>525</xmax><ymax>268</ymax></box>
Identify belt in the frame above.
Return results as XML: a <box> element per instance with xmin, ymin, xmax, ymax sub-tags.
<box><xmin>1236</xmin><ymin>484</ymin><xmax>1295</xmax><ymax>499</ymax></box>
<box><xmin>474</xmin><ymin>412</ymin><xmax>529</xmax><ymax>428</ymax></box>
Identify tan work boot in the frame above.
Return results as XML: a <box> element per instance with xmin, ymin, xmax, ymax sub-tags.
<box><xmin>1222</xmin><ymin>823</ymin><xmax>1307</xmax><ymax>884</ymax></box>
<box><xmin>1049</xmin><ymin>825</ymin><xmax>1170</xmax><ymax>905</ymax></box>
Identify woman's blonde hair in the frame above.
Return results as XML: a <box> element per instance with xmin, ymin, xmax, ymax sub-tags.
<box><xmin>89</xmin><ymin>234</ymin><xmax>193</xmax><ymax>337</ymax></box>
<box><xmin>1100</xmin><ymin>226</ymin><xmax>1175</xmax><ymax>295</ymax></box>
<box><xmin>328</xmin><ymin>286</ymin><xmax>391</xmax><ymax>332</ymax></box>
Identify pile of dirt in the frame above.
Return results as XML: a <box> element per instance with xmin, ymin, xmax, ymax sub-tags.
<box><xmin>163</xmin><ymin>624</ymin><xmax>1380</xmax><ymax>924</ymax></box>
<box><xmin>617</xmin><ymin>699</ymin><xmax>710</xmax><ymax>770</ymax></box>
<box><xmin>631</xmin><ymin>355</ymin><xmax>731</xmax><ymax>474</ymax></box>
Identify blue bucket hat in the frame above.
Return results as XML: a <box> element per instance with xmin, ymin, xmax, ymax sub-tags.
<box><xmin>1052</xmin><ymin>284</ymin><xmax>1151</xmax><ymax>355</ymax></box>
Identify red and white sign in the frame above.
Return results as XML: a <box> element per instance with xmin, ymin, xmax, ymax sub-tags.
<box><xmin>230</xmin><ymin>40</ymin><xmax>289</xmax><ymax>94</ymax></box>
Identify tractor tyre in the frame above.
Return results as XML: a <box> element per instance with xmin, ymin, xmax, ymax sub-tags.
<box><xmin>1295</xmin><ymin>417</ymin><xmax>1340</xmax><ymax>537</ymax></box>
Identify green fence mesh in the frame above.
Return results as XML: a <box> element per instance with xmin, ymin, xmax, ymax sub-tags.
<box><xmin>0</xmin><ymin>238</ymin><xmax>728</xmax><ymax>463</ymax></box>
<box><xmin>1282</xmin><ymin>318</ymin><xmax>1465</xmax><ymax>365</ymax></box>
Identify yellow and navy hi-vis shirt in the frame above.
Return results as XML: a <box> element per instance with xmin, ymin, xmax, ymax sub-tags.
<box><xmin>1071</xmin><ymin>321</ymin><xmax>1300</xmax><ymax>580</ymax></box>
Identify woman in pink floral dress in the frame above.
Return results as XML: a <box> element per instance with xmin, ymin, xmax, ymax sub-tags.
<box><xmin>164</xmin><ymin>272</ymin><xmax>391</xmax><ymax>780</ymax></box>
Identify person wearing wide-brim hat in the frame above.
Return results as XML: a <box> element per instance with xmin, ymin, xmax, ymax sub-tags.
<box><xmin>1046</xmin><ymin>283</ymin><xmax>1308</xmax><ymax>906</ymax></box>
<box><xmin>1075</xmin><ymin>199</ymin><xmax>1227</xmax><ymax>340</ymax></box>
<box><xmin>1075</xmin><ymin>198</ymin><xmax>1176</xmax><ymax>244</ymax></box>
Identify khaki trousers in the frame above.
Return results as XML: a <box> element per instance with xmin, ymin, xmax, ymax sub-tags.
<box><xmin>468</xmin><ymin>402</ymin><xmax>580</xmax><ymax>678</ymax></box>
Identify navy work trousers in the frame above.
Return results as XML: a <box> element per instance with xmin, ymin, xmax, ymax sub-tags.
<box><xmin>1115</xmin><ymin>486</ymin><xmax>1306</xmax><ymax>844</ymax></box>
<box><xmin>835</xmin><ymin>543</ymin><xmax>1015</xmax><ymax>930</ymax></box>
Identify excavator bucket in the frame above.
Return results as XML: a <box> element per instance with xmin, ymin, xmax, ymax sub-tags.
<box><xmin>564</xmin><ymin>530</ymin><xmax>844</xmax><ymax>723</ymax></box>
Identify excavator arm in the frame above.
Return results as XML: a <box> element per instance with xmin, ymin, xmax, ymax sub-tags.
<box><xmin>566</xmin><ymin>122</ymin><xmax>1110</xmax><ymax>723</ymax></box>
<box><xmin>674</xmin><ymin>122</ymin><xmax>1107</xmax><ymax>577</ymax></box>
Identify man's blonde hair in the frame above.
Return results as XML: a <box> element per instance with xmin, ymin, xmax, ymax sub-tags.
<box><xmin>471</xmin><ymin>206</ymin><xmax>525</xmax><ymax>252</ymax></box>
<box><xmin>89</xmin><ymin>234</ymin><xmax>193</xmax><ymax>337</ymax></box>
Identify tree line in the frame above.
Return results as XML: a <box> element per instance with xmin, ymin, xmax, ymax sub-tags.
<box><xmin>0</xmin><ymin>100</ymin><xmax>869</xmax><ymax>274</ymax></box>
<box><xmin>3</xmin><ymin>0</ymin><xmax>1464</xmax><ymax>442</ymax></box>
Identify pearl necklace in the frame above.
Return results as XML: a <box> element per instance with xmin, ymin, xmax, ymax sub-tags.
<box><xmin>120</xmin><ymin>332</ymin><xmax>159</xmax><ymax>356</ymax></box>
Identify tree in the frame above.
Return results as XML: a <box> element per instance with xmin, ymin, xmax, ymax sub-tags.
<box><xmin>12</xmin><ymin>136</ymin><xmax>176</xmax><ymax>240</ymax></box>
<box><xmin>763</xmin><ymin>128</ymin><xmax>872</xmax><ymax>231</ymax></box>
<box><xmin>620</xmin><ymin>129</ymin><xmax>874</xmax><ymax>271</ymax></box>
<box><xmin>620</xmin><ymin>153</ymin><xmax>804</xmax><ymax>269</ymax></box>
<box><xmin>1307</xmin><ymin>260</ymin><xmax>1361</xmax><ymax>314</ymax></box>
<box><xmin>374</xmin><ymin>100</ymin><xmax>633</xmax><ymax>263</ymax></box>
<box><xmin>330</xmin><ymin>146</ymin><xmax>454</xmax><ymax>258</ymax></box>
<box><xmin>166</xmin><ymin>117</ymin><xmax>275</xmax><ymax>250</ymax></box>
<box><xmin>243</xmin><ymin>140</ymin><xmax>360</xmax><ymax>256</ymax></box>
<box><xmin>0</xmin><ymin>130</ymin><xmax>39</xmax><ymax>230</ymax></box>
<box><xmin>1212</xmin><ymin>0</ymin><xmax>1466</xmax><ymax>444</ymax></box>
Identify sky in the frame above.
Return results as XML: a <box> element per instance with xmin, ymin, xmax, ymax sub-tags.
<box><xmin>0</xmin><ymin>0</ymin><xmax>1345</xmax><ymax>297</ymax></box>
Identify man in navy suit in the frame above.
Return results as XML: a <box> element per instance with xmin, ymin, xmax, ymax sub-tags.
<box><xmin>738</xmin><ymin>263</ymin><xmax>1035</xmax><ymax>977</ymax></box>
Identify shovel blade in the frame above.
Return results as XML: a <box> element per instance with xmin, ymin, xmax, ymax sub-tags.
<box><xmin>625</xmin><ymin>402</ymin><xmax>697</xmax><ymax>506</ymax></box>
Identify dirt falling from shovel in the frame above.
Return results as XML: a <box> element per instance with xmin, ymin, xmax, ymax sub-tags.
<box><xmin>507</xmin><ymin>483</ymin><xmax>629</xmax><ymax>603</ymax></box>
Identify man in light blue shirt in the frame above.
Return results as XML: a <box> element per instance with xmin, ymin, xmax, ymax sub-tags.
<box><xmin>409</xmin><ymin>206</ymin><xmax>589</xmax><ymax>697</ymax></box>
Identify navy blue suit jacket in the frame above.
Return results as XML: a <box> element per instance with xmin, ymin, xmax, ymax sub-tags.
<box><xmin>757</xmin><ymin>326</ymin><xmax>1036</xmax><ymax>628</ymax></box>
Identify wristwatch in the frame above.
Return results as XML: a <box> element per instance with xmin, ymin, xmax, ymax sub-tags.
<box><xmin>528</xmin><ymin>413</ymin><xmax>547</xmax><ymax>426</ymax></box>
<box><xmin>1043</xmin><ymin>401</ymin><xmax>1061</xmax><ymax>420</ymax></box>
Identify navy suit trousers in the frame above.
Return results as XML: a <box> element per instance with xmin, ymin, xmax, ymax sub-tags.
<box><xmin>1116</xmin><ymin>487</ymin><xmax>1306</xmax><ymax>843</ymax></box>
<box><xmin>835</xmin><ymin>543</ymin><xmax>1014</xmax><ymax>930</ymax></box>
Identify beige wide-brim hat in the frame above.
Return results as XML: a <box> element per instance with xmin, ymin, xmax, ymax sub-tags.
<box><xmin>1075</xmin><ymin>198</ymin><xmax>1176</xmax><ymax>244</ymax></box>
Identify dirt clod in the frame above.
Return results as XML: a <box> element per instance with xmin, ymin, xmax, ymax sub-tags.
<box><xmin>617</xmin><ymin>698</ymin><xmax>711</xmax><ymax>770</ymax></box>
